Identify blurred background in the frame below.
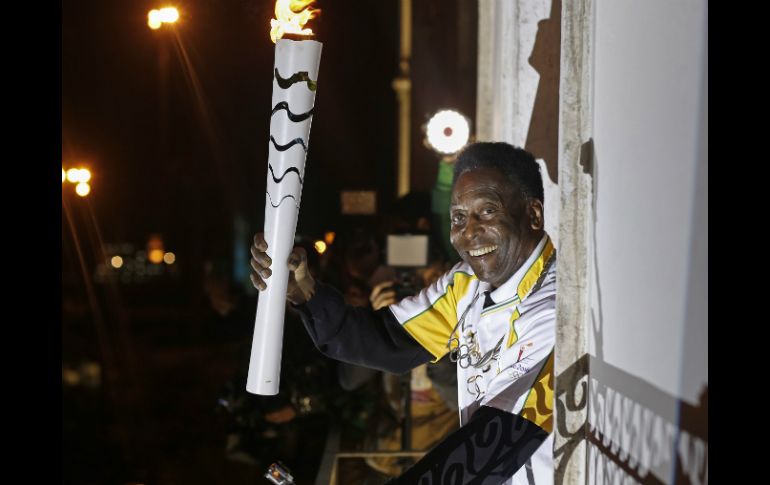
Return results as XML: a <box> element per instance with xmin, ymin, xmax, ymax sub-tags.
<box><xmin>62</xmin><ymin>1</ymin><xmax>476</xmax><ymax>484</ymax></box>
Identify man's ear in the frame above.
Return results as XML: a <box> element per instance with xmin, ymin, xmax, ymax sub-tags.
<box><xmin>528</xmin><ymin>199</ymin><xmax>544</xmax><ymax>231</ymax></box>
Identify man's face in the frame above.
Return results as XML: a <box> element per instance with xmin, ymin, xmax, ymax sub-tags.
<box><xmin>450</xmin><ymin>166</ymin><xmax>543</xmax><ymax>288</ymax></box>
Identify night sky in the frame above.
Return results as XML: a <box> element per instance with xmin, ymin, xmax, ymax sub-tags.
<box><xmin>65</xmin><ymin>1</ymin><xmax>386</xmax><ymax>259</ymax></box>
<box><xmin>63</xmin><ymin>0</ymin><xmax>475</xmax><ymax>264</ymax></box>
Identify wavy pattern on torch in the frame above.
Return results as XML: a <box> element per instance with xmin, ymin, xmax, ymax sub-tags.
<box><xmin>266</xmin><ymin>191</ymin><xmax>300</xmax><ymax>209</ymax></box>
<box><xmin>274</xmin><ymin>68</ymin><xmax>317</xmax><ymax>91</ymax></box>
<box><xmin>269</xmin><ymin>164</ymin><xmax>304</xmax><ymax>185</ymax></box>
<box><xmin>270</xmin><ymin>135</ymin><xmax>307</xmax><ymax>152</ymax></box>
<box><xmin>271</xmin><ymin>101</ymin><xmax>314</xmax><ymax>122</ymax></box>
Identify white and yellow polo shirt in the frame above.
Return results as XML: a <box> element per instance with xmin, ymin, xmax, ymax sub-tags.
<box><xmin>388</xmin><ymin>234</ymin><xmax>556</xmax><ymax>485</ymax></box>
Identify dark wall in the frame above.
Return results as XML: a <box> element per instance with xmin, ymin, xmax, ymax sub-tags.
<box><xmin>410</xmin><ymin>0</ymin><xmax>477</xmax><ymax>193</ymax></box>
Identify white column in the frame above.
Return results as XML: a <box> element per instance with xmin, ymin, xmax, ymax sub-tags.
<box><xmin>476</xmin><ymin>0</ymin><xmax>559</xmax><ymax>248</ymax></box>
<box><xmin>555</xmin><ymin>0</ymin><xmax>594</xmax><ymax>482</ymax></box>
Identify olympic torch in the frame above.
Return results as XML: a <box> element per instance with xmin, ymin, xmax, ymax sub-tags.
<box><xmin>247</xmin><ymin>0</ymin><xmax>322</xmax><ymax>395</ymax></box>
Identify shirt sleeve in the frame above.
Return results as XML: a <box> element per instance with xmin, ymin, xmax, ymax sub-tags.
<box><xmin>386</xmin><ymin>405</ymin><xmax>549</xmax><ymax>485</ymax></box>
<box><xmin>387</xmin><ymin>263</ymin><xmax>476</xmax><ymax>361</ymax></box>
<box><xmin>293</xmin><ymin>281</ymin><xmax>433</xmax><ymax>374</ymax></box>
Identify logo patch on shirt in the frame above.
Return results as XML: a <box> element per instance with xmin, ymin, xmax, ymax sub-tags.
<box><xmin>516</xmin><ymin>341</ymin><xmax>534</xmax><ymax>362</ymax></box>
<box><xmin>507</xmin><ymin>356</ymin><xmax>534</xmax><ymax>381</ymax></box>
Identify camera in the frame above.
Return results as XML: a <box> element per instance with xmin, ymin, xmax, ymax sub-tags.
<box><xmin>386</xmin><ymin>234</ymin><xmax>429</xmax><ymax>300</ymax></box>
<box><xmin>391</xmin><ymin>279</ymin><xmax>419</xmax><ymax>301</ymax></box>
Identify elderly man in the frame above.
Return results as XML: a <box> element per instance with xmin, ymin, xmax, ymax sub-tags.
<box><xmin>250</xmin><ymin>142</ymin><xmax>555</xmax><ymax>484</ymax></box>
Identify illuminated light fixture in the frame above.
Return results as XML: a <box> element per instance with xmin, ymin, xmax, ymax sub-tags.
<box><xmin>62</xmin><ymin>368</ymin><xmax>80</xmax><ymax>386</ymax></box>
<box><xmin>75</xmin><ymin>182</ymin><xmax>90</xmax><ymax>197</ymax></box>
<box><xmin>148</xmin><ymin>10</ymin><xmax>162</xmax><ymax>29</ymax></box>
<box><xmin>148</xmin><ymin>7</ymin><xmax>179</xmax><ymax>29</ymax></box>
<box><xmin>425</xmin><ymin>109</ymin><xmax>471</xmax><ymax>155</ymax></box>
<box><xmin>163</xmin><ymin>252</ymin><xmax>176</xmax><ymax>264</ymax></box>
<box><xmin>147</xmin><ymin>234</ymin><xmax>164</xmax><ymax>262</ymax></box>
<box><xmin>67</xmin><ymin>168</ymin><xmax>82</xmax><ymax>183</ymax></box>
<box><xmin>158</xmin><ymin>7</ymin><xmax>179</xmax><ymax>23</ymax></box>
<box><xmin>110</xmin><ymin>256</ymin><xmax>124</xmax><ymax>269</ymax></box>
<box><xmin>314</xmin><ymin>240</ymin><xmax>327</xmax><ymax>254</ymax></box>
<box><xmin>324</xmin><ymin>231</ymin><xmax>335</xmax><ymax>246</ymax></box>
<box><xmin>78</xmin><ymin>168</ymin><xmax>91</xmax><ymax>183</ymax></box>
<box><xmin>148</xmin><ymin>249</ymin><xmax>165</xmax><ymax>264</ymax></box>
<box><xmin>62</xmin><ymin>168</ymin><xmax>66</xmax><ymax>183</ymax></box>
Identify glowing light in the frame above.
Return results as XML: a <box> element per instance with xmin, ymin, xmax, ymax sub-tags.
<box><xmin>324</xmin><ymin>231</ymin><xmax>335</xmax><ymax>245</ymax></box>
<box><xmin>147</xmin><ymin>234</ymin><xmax>164</xmax><ymax>259</ymax></box>
<box><xmin>148</xmin><ymin>249</ymin><xmax>165</xmax><ymax>264</ymax></box>
<box><xmin>62</xmin><ymin>168</ymin><xmax>65</xmax><ymax>183</ymax></box>
<box><xmin>75</xmin><ymin>182</ymin><xmax>90</xmax><ymax>197</ymax></box>
<box><xmin>158</xmin><ymin>7</ymin><xmax>179</xmax><ymax>23</ymax></box>
<box><xmin>67</xmin><ymin>168</ymin><xmax>82</xmax><ymax>183</ymax></box>
<box><xmin>62</xmin><ymin>368</ymin><xmax>80</xmax><ymax>386</ymax></box>
<box><xmin>78</xmin><ymin>168</ymin><xmax>91</xmax><ymax>183</ymax></box>
<box><xmin>425</xmin><ymin>110</ymin><xmax>470</xmax><ymax>155</ymax></box>
<box><xmin>270</xmin><ymin>0</ymin><xmax>320</xmax><ymax>43</ymax></box>
<box><xmin>314</xmin><ymin>240</ymin><xmax>327</xmax><ymax>254</ymax></box>
<box><xmin>148</xmin><ymin>9</ymin><xmax>162</xmax><ymax>29</ymax></box>
<box><xmin>110</xmin><ymin>256</ymin><xmax>124</xmax><ymax>269</ymax></box>
<box><xmin>163</xmin><ymin>252</ymin><xmax>176</xmax><ymax>264</ymax></box>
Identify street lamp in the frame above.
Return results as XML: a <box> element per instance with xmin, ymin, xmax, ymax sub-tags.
<box><xmin>148</xmin><ymin>7</ymin><xmax>180</xmax><ymax>30</ymax></box>
<box><xmin>148</xmin><ymin>7</ymin><xmax>180</xmax><ymax>159</ymax></box>
<box><xmin>63</xmin><ymin>166</ymin><xmax>92</xmax><ymax>197</ymax></box>
<box><xmin>148</xmin><ymin>7</ymin><xmax>179</xmax><ymax>30</ymax></box>
<box><xmin>66</xmin><ymin>168</ymin><xmax>81</xmax><ymax>183</ymax></box>
<box><xmin>75</xmin><ymin>182</ymin><xmax>91</xmax><ymax>197</ymax></box>
<box><xmin>78</xmin><ymin>168</ymin><xmax>91</xmax><ymax>183</ymax></box>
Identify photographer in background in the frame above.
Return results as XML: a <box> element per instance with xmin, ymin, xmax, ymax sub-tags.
<box><xmin>364</xmin><ymin>268</ymin><xmax>459</xmax><ymax>477</ymax></box>
<box><xmin>335</xmin><ymin>199</ymin><xmax>459</xmax><ymax>477</ymax></box>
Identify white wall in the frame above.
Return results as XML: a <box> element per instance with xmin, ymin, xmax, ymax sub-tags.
<box><xmin>589</xmin><ymin>0</ymin><xmax>707</xmax><ymax>406</ymax></box>
<box><xmin>586</xmin><ymin>0</ymin><xmax>708</xmax><ymax>482</ymax></box>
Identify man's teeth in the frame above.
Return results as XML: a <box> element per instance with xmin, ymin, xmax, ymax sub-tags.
<box><xmin>469</xmin><ymin>246</ymin><xmax>497</xmax><ymax>257</ymax></box>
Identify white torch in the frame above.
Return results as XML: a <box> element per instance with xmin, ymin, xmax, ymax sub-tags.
<box><xmin>247</xmin><ymin>0</ymin><xmax>322</xmax><ymax>395</ymax></box>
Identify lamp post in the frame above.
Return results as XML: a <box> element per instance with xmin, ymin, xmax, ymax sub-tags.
<box><xmin>393</xmin><ymin>0</ymin><xmax>412</xmax><ymax>197</ymax></box>
<box><xmin>148</xmin><ymin>7</ymin><xmax>179</xmax><ymax>159</ymax></box>
<box><xmin>147</xmin><ymin>7</ymin><xmax>179</xmax><ymax>30</ymax></box>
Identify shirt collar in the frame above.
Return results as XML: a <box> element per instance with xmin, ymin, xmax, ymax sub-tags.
<box><xmin>488</xmin><ymin>234</ymin><xmax>554</xmax><ymax>304</ymax></box>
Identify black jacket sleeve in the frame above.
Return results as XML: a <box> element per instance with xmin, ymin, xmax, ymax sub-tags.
<box><xmin>292</xmin><ymin>281</ymin><xmax>434</xmax><ymax>374</ymax></box>
<box><xmin>386</xmin><ymin>405</ymin><xmax>549</xmax><ymax>485</ymax></box>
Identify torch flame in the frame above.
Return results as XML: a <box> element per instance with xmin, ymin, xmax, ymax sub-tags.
<box><xmin>270</xmin><ymin>0</ymin><xmax>320</xmax><ymax>43</ymax></box>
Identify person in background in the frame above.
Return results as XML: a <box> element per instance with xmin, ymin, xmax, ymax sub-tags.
<box><xmin>363</xmin><ymin>264</ymin><xmax>459</xmax><ymax>477</ymax></box>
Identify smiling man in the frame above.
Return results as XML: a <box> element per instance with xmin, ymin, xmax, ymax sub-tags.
<box><xmin>250</xmin><ymin>142</ymin><xmax>556</xmax><ymax>484</ymax></box>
